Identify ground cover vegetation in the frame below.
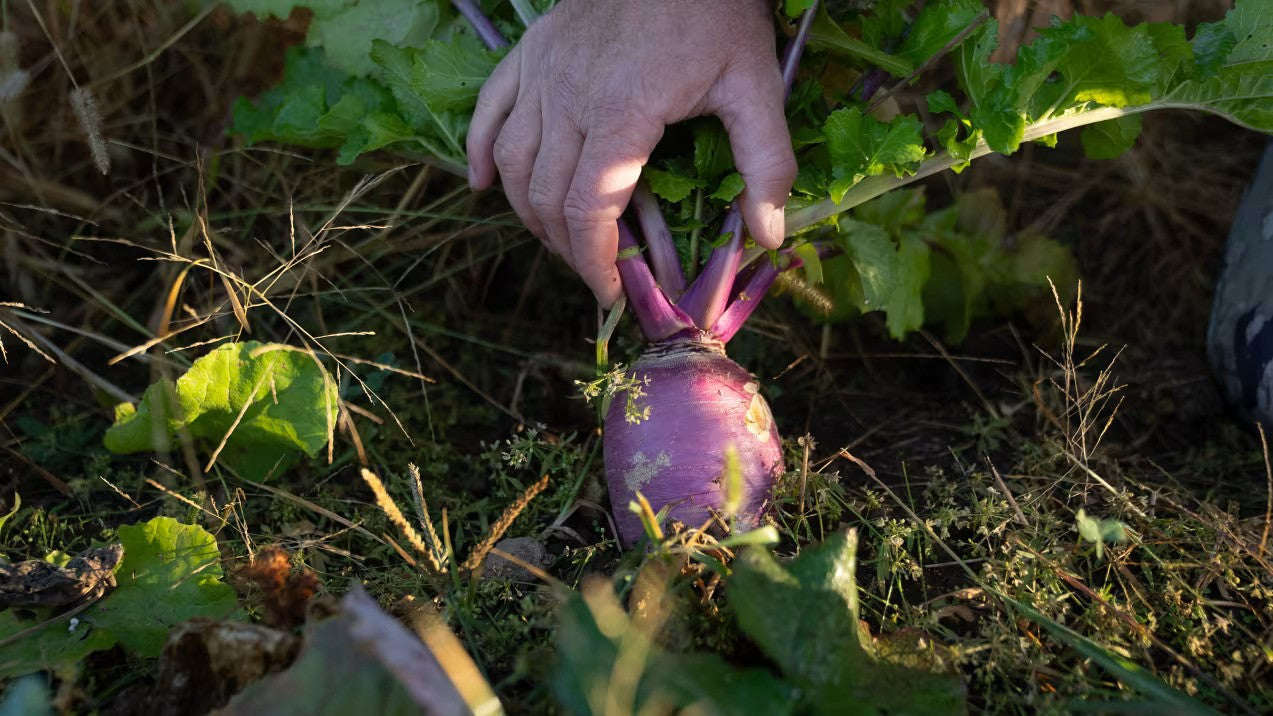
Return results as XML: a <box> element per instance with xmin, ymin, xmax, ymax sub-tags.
<box><xmin>1</xmin><ymin>0</ymin><xmax>1272</xmax><ymax>713</ymax></box>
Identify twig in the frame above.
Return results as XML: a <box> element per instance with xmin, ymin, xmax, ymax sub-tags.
<box><xmin>988</xmin><ymin>459</ymin><xmax>1029</xmax><ymax>527</ymax></box>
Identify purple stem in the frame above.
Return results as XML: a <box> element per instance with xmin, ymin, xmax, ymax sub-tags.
<box><xmin>617</xmin><ymin>219</ymin><xmax>696</xmax><ymax>341</ymax></box>
<box><xmin>676</xmin><ymin>1</ymin><xmax>820</xmax><ymax>329</ymax></box>
<box><xmin>709</xmin><ymin>257</ymin><xmax>789</xmax><ymax>344</ymax></box>
<box><xmin>781</xmin><ymin>1</ymin><xmax>819</xmax><ymax>101</ymax></box>
<box><xmin>854</xmin><ymin>69</ymin><xmax>890</xmax><ymax>103</ymax></box>
<box><xmin>674</xmin><ymin>210</ymin><xmax>745</xmax><ymax>327</ymax></box>
<box><xmin>451</xmin><ymin>0</ymin><xmax>509</xmax><ymax>50</ymax></box>
<box><xmin>710</xmin><ymin>241</ymin><xmax>837</xmax><ymax>343</ymax></box>
<box><xmin>631</xmin><ymin>184</ymin><xmax>687</xmax><ymax>299</ymax></box>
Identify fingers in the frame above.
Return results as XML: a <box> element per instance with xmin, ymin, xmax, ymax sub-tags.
<box><xmin>714</xmin><ymin>69</ymin><xmax>797</xmax><ymax>250</ymax></box>
<box><xmin>493</xmin><ymin>101</ymin><xmax>544</xmax><ymax>238</ymax></box>
<box><xmin>467</xmin><ymin>50</ymin><xmax>520</xmax><ymax>189</ymax></box>
<box><xmin>566</xmin><ymin>120</ymin><xmax>664</xmax><ymax>307</ymax></box>
<box><xmin>528</xmin><ymin>112</ymin><xmax>585</xmax><ymax>267</ymax></box>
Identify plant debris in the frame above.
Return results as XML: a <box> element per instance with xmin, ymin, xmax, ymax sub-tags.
<box><xmin>0</xmin><ymin>544</ymin><xmax>123</xmax><ymax>609</ymax></box>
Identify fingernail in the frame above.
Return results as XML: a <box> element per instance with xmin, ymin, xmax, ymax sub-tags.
<box><xmin>767</xmin><ymin>207</ymin><xmax>787</xmax><ymax>249</ymax></box>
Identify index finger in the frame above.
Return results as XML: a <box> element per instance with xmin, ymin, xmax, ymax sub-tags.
<box><xmin>563</xmin><ymin>120</ymin><xmax>664</xmax><ymax>307</ymax></box>
<box><xmin>466</xmin><ymin>49</ymin><xmax>520</xmax><ymax>189</ymax></box>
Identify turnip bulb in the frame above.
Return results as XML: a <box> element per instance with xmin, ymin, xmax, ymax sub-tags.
<box><xmin>604</xmin><ymin>333</ymin><xmax>784</xmax><ymax>546</ymax></box>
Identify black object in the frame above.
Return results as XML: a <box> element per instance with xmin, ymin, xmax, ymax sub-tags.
<box><xmin>1208</xmin><ymin>140</ymin><xmax>1273</xmax><ymax>429</ymax></box>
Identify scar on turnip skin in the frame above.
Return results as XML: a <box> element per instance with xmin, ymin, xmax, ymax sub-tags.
<box><xmin>624</xmin><ymin>451</ymin><xmax>671</xmax><ymax>492</ymax></box>
<box><xmin>742</xmin><ymin>382</ymin><xmax>772</xmax><ymax>438</ymax></box>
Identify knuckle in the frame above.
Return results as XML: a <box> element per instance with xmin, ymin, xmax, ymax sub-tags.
<box><xmin>527</xmin><ymin>184</ymin><xmax>563</xmax><ymax>218</ymax></box>
<box><xmin>493</xmin><ymin>136</ymin><xmax>532</xmax><ymax>175</ymax></box>
<box><xmin>562</xmin><ymin>191</ymin><xmax>609</xmax><ymax>228</ymax></box>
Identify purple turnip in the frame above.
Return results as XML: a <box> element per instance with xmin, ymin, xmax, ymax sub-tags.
<box><xmin>603</xmin><ymin>333</ymin><xmax>784</xmax><ymax>544</ymax></box>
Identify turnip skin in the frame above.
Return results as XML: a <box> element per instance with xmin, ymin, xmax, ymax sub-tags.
<box><xmin>604</xmin><ymin>333</ymin><xmax>784</xmax><ymax>546</ymax></box>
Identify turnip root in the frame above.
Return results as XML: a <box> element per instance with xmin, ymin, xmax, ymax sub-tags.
<box><xmin>604</xmin><ymin>334</ymin><xmax>783</xmax><ymax>546</ymax></box>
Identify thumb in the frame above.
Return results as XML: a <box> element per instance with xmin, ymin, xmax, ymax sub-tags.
<box><xmin>714</xmin><ymin>70</ymin><xmax>797</xmax><ymax>250</ymax></box>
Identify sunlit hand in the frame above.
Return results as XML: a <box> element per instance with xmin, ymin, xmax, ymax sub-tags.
<box><xmin>466</xmin><ymin>0</ymin><xmax>796</xmax><ymax>307</ymax></box>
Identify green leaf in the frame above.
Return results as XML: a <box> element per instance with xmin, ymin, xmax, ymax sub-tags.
<box><xmin>98</xmin><ymin>517</ymin><xmax>241</xmax><ymax>656</ymax></box>
<box><xmin>228</xmin><ymin>0</ymin><xmax>439</xmax><ymax>78</ymax></box>
<box><xmin>792</xmin><ymin>242</ymin><xmax>824</xmax><ymax>285</ymax></box>
<box><xmin>809</xmin><ymin>5</ymin><xmax>913</xmax><ymax>77</ymax></box>
<box><xmin>692</xmin><ymin>121</ymin><xmax>734</xmax><ymax>183</ymax></box>
<box><xmin>896</xmin><ymin>0</ymin><xmax>986</xmax><ymax>67</ymax></box>
<box><xmin>1146</xmin><ymin>22</ymin><xmax>1194</xmax><ymax>90</ymax></box>
<box><xmin>0</xmin><ymin>518</ymin><xmax>238</xmax><ymax>678</ymax></box>
<box><xmin>851</xmin><ymin>187</ymin><xmax>926</xmax><ymax>234</ymax></box>
<box><xmin>1080</xmin><ymin>114</ymin><xmax>1143</xmax><ymax>159</ymax></box>
<box><xmin>709</xmin><ymin>172</ymin><xmax>745</xmax><ymax>202</ymax></box>
<box><xmin>883</xmin><ymin>232</ymin><xmax>931</xmax><ymax>339</ymax></box>
<box><xmin>1191</xmin><ymin>20</ymin><xmax>1236</xmax><ymax>78</ymax></box>
<box><xmin>373</xmin><ymin>36</ymin><xmax>498</xmax><ymax>114</ymax></box>
<box><xmin>823</xmin><ymin>108</ymin><xmax>926</xmax><ymax>203</ymax></box>
<box><xmin>926</xmin><ymin>89</ymin><xmax>963</xmax><ymax>117</ymax></box>
<box><xmin>1225</xmin><ymin>0</ymin><xmax>1273</xmax><ymax>67</ymax></box>
<box><xmin>644</xmin><ymin>167</ymin><xmax>705</xmax><ymax>203</ymax></box>
<box><xmin>922</xmin><ymin>248</ymin><xmax>975</xmax><ymax>343</ymax></box>
<box><xmin>231</xmin><ymin>46</ymin><xmax>406</xmax><ymax>163</ymax></box>
<box><xmin>858</xmin><ymin>0</ymin><xmax>914</xmax><ymax>56</ymax></box>
<box><xmin>1041</xmin><ymin>14</ymin><xmax>1161</xmax><ymax>108</ymax></box>
<box><xmin>1075</xmin><ymin>509</ymin><xmax>1128</xmax><ymax>559</ymax></box>
<box><xmin>105</xmin><ymin>341</ymin><xmax>339</xmax><ymax>481</ymax></box>
<box><xmin>784</xmin><ymin>0</ymin><xmax>816</xmax><ymax>19</ymax></box>
<box><xmin>336</xmin><ymin>112</ymin><xmax>419</xmax><ymax>165</ymax></box>
<box><xmin>838</xmin><ymin>219</ymin><xmax>896</xmax><ymax>309</ymax></box>
<box><xmin>306</xmin><ymin>0</ymin><xmax>439</xmax><ymax>77</ymax></box>
<box><xmin>956</xmin><ymin>17</ymin><xmax>1003</xmax><ymax>105</ymax></box>
<box><xmin>0</xmin><ymin>609</ymin><xmax>117</xmax><ymax>680</ymax></box>
<box><xmin>730</xmin><ymin>532</ymin><xmax>966</xmax><ymax>714</ymax></box>
<box><xmin>369</xmin><ymin>37</ymin><xmax>499</xmax><ymax>162</ymax></box>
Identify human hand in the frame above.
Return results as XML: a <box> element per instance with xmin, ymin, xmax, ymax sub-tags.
<box><xmin>466</xmin><ymin>0</ymin><xmax>796</xmax><ymax>307</ymax></box>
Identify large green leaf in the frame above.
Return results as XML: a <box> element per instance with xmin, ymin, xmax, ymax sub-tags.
<box><xmin>823</xmin><ymin>108</ymin><xmax>926</xmax><ymax>203</ymax></box>
<box><xmin>0</xmin><ymin>610</ymin><xmax>117</xmax><ymax>680</ymax></box>
<box><xmin>104</xmin><ymin>341</ymin><xmax>338</xmax><ymax>481</ymax></box>
<box><xmin>730</xmin><ymin>532</ymin><xmax>966</xmax><ymax>714</ymax></box>
<box><xmin>98</xmin><ymin>517</ymin><xmax>241</xmax><ymax>656</ymax></box>
<box><xmin>883</xmin><ymin>231</ymin><xmax>931</xmax><ymax>339</ymax></box>
<box><xmin>0</xmin><ymin>518</ymin><xmax>238</xmax><ymax>679</ymax></box>
<box><xmin>227</xmin><ymin>0</ymin><xmax>439</xmax><ymax>77</ymax></box>
<box><xmin>553</xmin><ymin>580</ymin><xmax>795</xmax><ymax>715</ymax></box>
<box><xmin>232</xmin><ymin>46</ymin><xmax>411</xmax><ymax>164</ymax></box>
<box><xmin>838</xmin><ymin>219</ymin><xmax>897</xmax><ymax>310</ymax></box>
<box><xmin>369</xmin><ymin>36</ymin><xmax>499</xmax><ymax>163</ymax></box>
